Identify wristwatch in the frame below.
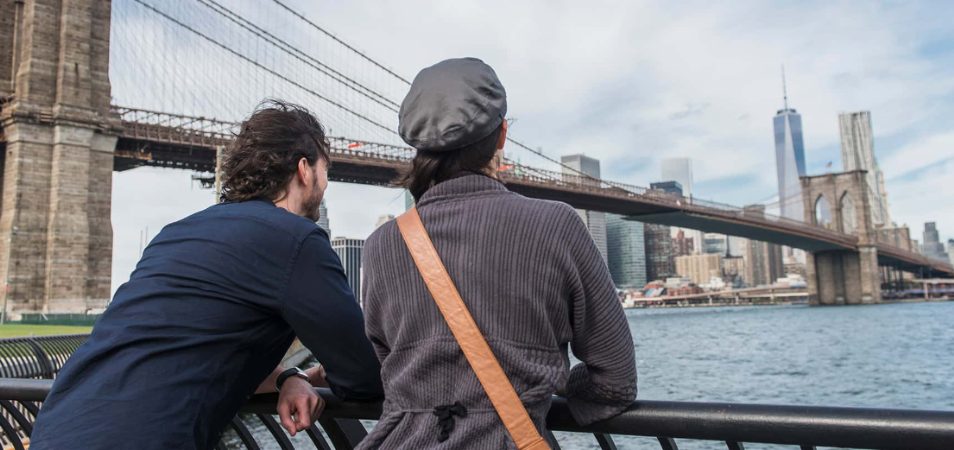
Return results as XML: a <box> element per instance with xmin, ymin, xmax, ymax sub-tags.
<box><xmin>276</xmin><ymin>367</ymin><xmax>310</xmax><ymax>392</ymax></box>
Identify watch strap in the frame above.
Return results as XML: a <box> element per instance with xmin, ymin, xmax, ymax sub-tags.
<box><xmin>275</xmin><ymin>367</ymin><xmax>309</xmax><ymax>391</ymax></box>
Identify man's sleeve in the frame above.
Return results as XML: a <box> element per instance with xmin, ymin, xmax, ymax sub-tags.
<box><xmin>282</xmin><ymin>230</ymin><xmax>383</xmax><ymax>401</ymax></box>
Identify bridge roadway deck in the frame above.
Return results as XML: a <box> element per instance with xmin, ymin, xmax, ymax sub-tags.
<box><xmin>2</xmin><ymin>106</ymin><xmax>951</xmax><ymax>277</ymax></box>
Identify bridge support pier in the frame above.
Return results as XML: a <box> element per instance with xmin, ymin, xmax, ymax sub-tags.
<box><xmin>806</xmin><ymin>248</ymin><xmax>881</xmax><ymax>305</ymax></box>
<box><xmin>0</xmin><ymin>0</ymin><xmax>118</xmax><ymax>319</ymax></box>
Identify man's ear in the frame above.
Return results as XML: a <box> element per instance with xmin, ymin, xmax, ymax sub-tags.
<box><xmin>497</xmin><ymin>120</ymin><xmax>508</xmax><ymax>150</ymax></box>
<box><xmin>297</xmin><ymin>158</ymin><xmax>311</xmax><ymax>186</ymax></box>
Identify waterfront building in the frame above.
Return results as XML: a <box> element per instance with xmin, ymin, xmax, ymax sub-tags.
<box><xmin>643</xmin><ymin>222</ymin><xmax>673</xmax><ymax>282</ymax></box>
<box><xmin>948</xmin><ymin>239</ymin><xmax>954</xmax><ymax>267</ymax></box>
<box><xmin>773</xmin><ymin>70</ymin><xmax>807</xmax><ymax>223</ymax></box>
<box><xmin>645</xmin><ymin>182</ymin><xmax>681</xmax><ymax>282</ymax></box>
<box><xmin>562</xmin><ymin>154</ymin><xmax>608</xmax><ymax>262</ymax></box>
<box><xmin>744</xmin><ymin>238</ymin><xmax>785</xmax><ymax>287</ymax></box>
<box><xmin>727</xmin><ymin>236</ymin><xmax>747</xmax><ymax>258</ymax></box>
<box><xmin>673</xmin><ymin>229</ymin><xmax>695</xmax><ymax>257</ymax></box>
<box><xmin>331</xmin><ymin>237</ymin><xmax>364</xmax><ymax>306</ymax></box>
<box><xmin>742</xmin><ymin>204</ymin><xmax>785</xmax><ymax>286</ymax></box>
<box><xmin>661</xmin><ymin>158</ymin><xmax>702</xmax><ymax>253</ymax></box>
<box><xmin>317</xmin><ymin>199</ymin><xmax>330</xmax><ymax>235</ymax></box>
<box><xmin>839</xmin><ymin>111</ymin><xmax>891</xmax><ymax>227</ymax></box>
<box><xmin>674</xmin><ymin>253</ymin><xmax>722</xmax><ymax>285</ymax></box>
<box><xmin>921</xmin><ymin>222</ymin><xmax>949</xmax><ymax>262</ymax></box>
<box><xmin>702</xmin><ymin>233</ymin><xmax>728</xmax><ymax>255</ymax></box>
<box><xmin>650</xmin><ymin>180</ymin><xmax>684</xmax><ymax>197</ymax></box>
<box><xmin>722</xmin><ymin>256</ymin><xmax>746</xmax><ymax>287</ymax></box>
<box><xmin>606</xmin><ymin>215</ymin><xmax>647</xmax><ymax>289</ymax></box>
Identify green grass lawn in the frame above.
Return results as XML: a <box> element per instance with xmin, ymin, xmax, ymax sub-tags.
<box><xmin>0</xmin><ymin>324</ymin><xmax>92</xmax><ymax>338</ymax></box>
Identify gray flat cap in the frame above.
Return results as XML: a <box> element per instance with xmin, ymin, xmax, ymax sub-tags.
<box><xmin>399</xmin><ymin>58</ymin><xmax>507</xmax><ymax>152</ymax></box>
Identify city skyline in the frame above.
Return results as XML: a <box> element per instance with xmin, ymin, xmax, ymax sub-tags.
<box><xmin>109</xmin><ymin>0</ymin><xmax>954</xmax><ymax>292</ymax></box>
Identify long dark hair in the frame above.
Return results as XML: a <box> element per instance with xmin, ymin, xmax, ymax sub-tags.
<box><xmin>220</xmin><ymin>100</ymin><xmax>330</xmax><ymax>203</ymax></box>
<box><xmin>398</xmin><ymin>126</ymin><xmax>502</xmax><ymax>201</ymax></box>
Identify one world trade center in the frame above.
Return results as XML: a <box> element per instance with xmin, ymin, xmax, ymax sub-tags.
<box><xmin>773</xmin><ymin>69</ymin><xmax>807</xmax><ymax>223</ymax></box>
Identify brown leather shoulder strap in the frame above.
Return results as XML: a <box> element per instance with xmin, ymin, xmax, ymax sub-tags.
<box><xmin>396</xmin><ymin>207</ymin><xmax>549</xmax><ymax>450</ymax></box>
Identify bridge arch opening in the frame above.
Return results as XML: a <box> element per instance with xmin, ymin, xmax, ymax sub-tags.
<box><xmin>840</xmin><ymin>191</ymin><xmax>857</xmax><ymax>235</ymax></box>
<box><xmin>814</xmin><ymin>195</ymin><xmax>834</xmax><ymax>230</ymax></box>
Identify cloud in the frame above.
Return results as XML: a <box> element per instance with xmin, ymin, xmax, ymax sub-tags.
<box><xmin>881</xmin><ymin>131</ymin><xmax>954</xmax><ymax>181</ymax></box>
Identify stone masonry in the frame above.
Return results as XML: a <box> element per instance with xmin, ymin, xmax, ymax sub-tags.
<box><xmin>0</xmin><ymin>0</ymin><xmax>119</xmax><ymax>318</ymax></box>
<box><xmin>800</xmin><ymin>170</ymin><xmax>882</xmax><ymax>305</ymax></box>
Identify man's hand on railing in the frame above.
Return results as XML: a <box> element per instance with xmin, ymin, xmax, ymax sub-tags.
<box><xmin>277</xmin><ymin>376</ymin><xmax>325</xmax><ymax>436</ymax></box>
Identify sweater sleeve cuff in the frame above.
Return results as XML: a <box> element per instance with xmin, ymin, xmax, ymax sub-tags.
<box><xmin>564</xmin><ymin>364</ymin><xmax>637</xmax><ymax>425</ymax></box>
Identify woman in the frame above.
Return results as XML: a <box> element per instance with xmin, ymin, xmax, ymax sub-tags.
<box><xmin>359</xmin><ymin>58</ymin><xmax>636</xmax><ymax>449</ymax></box>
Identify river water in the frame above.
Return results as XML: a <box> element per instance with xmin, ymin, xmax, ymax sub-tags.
<box><xmin>234</xmin><ymin>301</ymin><xmax>954</xmax><ymax>449</ymax></box>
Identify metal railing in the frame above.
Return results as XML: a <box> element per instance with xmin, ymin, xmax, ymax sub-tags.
<box><xmin>0</xmin><ymin>378</ymin><xmax>953</xmax><ymax>449</ymax></box>
<box><xmin>0</xmin><ymin>336</ymin><xmax>952</xmax><ymax>448</ymax></box>
<box><xmin>0</xmin><ymin>335</ymin><xmax>87</xmax><ymax>380</ymax></box>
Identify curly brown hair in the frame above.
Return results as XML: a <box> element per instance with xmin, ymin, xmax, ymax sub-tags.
<box><xmin>219</xmin><ymin>100</ymin><xmax>330</xmax><ymax>203</ymax></box>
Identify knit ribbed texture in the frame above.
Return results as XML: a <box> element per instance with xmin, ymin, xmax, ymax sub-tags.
<box><xmin>359</xmin><ymin>175</ymin><xmax>637</xmax><ymax>449</ymax></box>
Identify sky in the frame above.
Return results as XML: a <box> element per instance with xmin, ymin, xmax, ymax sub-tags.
<box><xmin>109</xmin><ymin>0</ymin><xmax>954</xmax><ymax>292</ymax></box>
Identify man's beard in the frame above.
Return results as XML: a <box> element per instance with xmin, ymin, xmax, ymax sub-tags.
<box><xmin>302</xmin><ymin>187</ymin><xmax>322</xmax><ymax>222</ymax></box>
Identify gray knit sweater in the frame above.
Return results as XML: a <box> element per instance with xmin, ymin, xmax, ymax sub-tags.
<box><xmin>358</xmin><ymin>174</ymin><xmax>637</xmax><ymax>449</ymax></box>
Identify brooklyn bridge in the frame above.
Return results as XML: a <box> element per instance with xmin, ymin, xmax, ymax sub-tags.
<box><xmin>0</xmin><ymin>0</ymin><xmax>951</xmax><ymax>319</ymax></box>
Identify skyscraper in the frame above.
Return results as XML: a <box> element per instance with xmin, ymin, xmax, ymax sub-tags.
<box><xmin>375</xmin><ymin>214</ymin><xmax>395</xmax><ymax>229</ymax></box>
<box><xmin>317</xmin><ymin>199</ymin><xmax>330</xmax><ymax>235</ymax></box>
<box><xmin>839</xmin><ymin>111</ymin><xmax>891</xmax><ymax>227</ymax></box>
<box><xmin>645</xmin><ymin>182</ymin><xmax>680</xmax><ymax>281</ymax></box>
<box><xmin>702</xmin><ymin>233</ymin><xmax>729</xmax><ymax>255</ymax></box>
<box><xmin>674</xmin><ymin>254</ymin><xmax>722</xmax><ymax>285</ymax></box>
<box><xmin>742</xmin><ymin>205</ymin><xmax>785</xmax><ymax>286</ymax></box>
<box><xmin>606</xmin><ymin>215</ymin><xmax>647</xmax><ymax>289</ymax></box>
<box><xmin>561</xmin><ymin>154</ymin><xmax>608</xmax><ymax>262</ymax></box>
<box><xmin>947</xmin><ymin>239</ymin><xmax>954</xmax><ymax>267</ymax></box>
<box><xmin>773</xmin><ymin>70</ymin><xmax>807</xmax><ymax>222</ymax></box>
<box><xmin>331</xmin><ymin>237</ymin><xmax>364</xmax><ymax>306</ymax></box>
<box><xmin>921</xmin><ymin>222</ymin><xmax>949</xmax><ymax>262</ymax></box>
<box><xmin>672</xmin><ymin>229</ymin><xmax>695</xmax><ymax>257</ymax></box>
<box><xmin>659</xmin><ymin>158</ymin><xmax>701</xmax><ymax>253</ymax></box>
<box><xmin>660</xmin><ymin>158</ymin><xmax>693</xmax><ymax>199</ymax></box>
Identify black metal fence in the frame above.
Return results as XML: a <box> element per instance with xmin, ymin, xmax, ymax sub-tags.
<box><xmin>0</xmin><ymin>335</ymin><xmax>87</xmax><ymax>380</ymax></box>
<box><xmin>0</xmin><ymin>379</ymin><xmax>953</xmax><ymax>449</ymax></box>
<box><xmin>1</xmin><ymin>336</ymin><xmax>953</xmax><ymax>449</ymax></box>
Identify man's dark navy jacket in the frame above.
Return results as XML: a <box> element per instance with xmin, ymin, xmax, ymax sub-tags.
<box><xmin>30</xmin><ymin>199</ymin><xmax>383</xmax><ymax>450</ymax></box>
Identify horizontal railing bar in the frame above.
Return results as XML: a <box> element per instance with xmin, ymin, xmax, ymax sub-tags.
<box><xmin>544</xmin><ymin>396</ymin><xmax>954</xmax><ymax>450</ymax></box>
<box><xmin>4</xmin><ymin>379</ymin><xmax>952</xmax><ymax>449</ymax></box>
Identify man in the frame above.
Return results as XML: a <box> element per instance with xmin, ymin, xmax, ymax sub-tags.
<box><xmin>30</xmin><ymin>100</ymin><xmax>383</xmax><ymax>449</ymax></box>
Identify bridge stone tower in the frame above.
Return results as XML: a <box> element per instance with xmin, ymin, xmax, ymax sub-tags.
<box><xmin>0</xmin><ymin>0</ymin><xmax>119</xmax><ymax>317</ymax></box>
<box><xmin>800</xmin><ymin>170</ymin><xmax>882</xmax><ymax>305</ymax></box>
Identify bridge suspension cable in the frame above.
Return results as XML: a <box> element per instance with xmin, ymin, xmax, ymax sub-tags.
<box><xmin>196</xmin><ymin>0</ymin><xmax>401</xmax><ymax>112</ymax></box>
<box><xmin>269</xmin><ymin>0</ymin><xmax>413</xmax><ymax>85</ymax></box>
<box><xmin>264</xmin><ymin>0</ymin><xmax>613</xmax><ymax>187</ymax></box>
<box><xmin>130</xmin><ymin>0</ymin><xmax>398</xmax><ymax>136</ymax></box>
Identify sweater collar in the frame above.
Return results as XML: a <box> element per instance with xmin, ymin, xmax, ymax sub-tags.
<box><xmin>416</xmin><ymin>174</ymin><xmax>509</xmax><ymax>207</ymax></box>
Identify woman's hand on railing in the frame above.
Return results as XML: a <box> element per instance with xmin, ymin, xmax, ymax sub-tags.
<box><xmin>277</xmin><ymin>376</ymin><xmax>325</xmax><ymax>436</ymax></box>
<box><xmin>305</xmin><ymin>364</ymin><xmax>329</xmax><ymax>388</ymax></box>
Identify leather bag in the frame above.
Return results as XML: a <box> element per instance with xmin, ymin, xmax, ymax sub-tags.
<box><xmin>396</xmin><ymin>207</ymin><xmax>550</xmax><ymax>450</ymax></box>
